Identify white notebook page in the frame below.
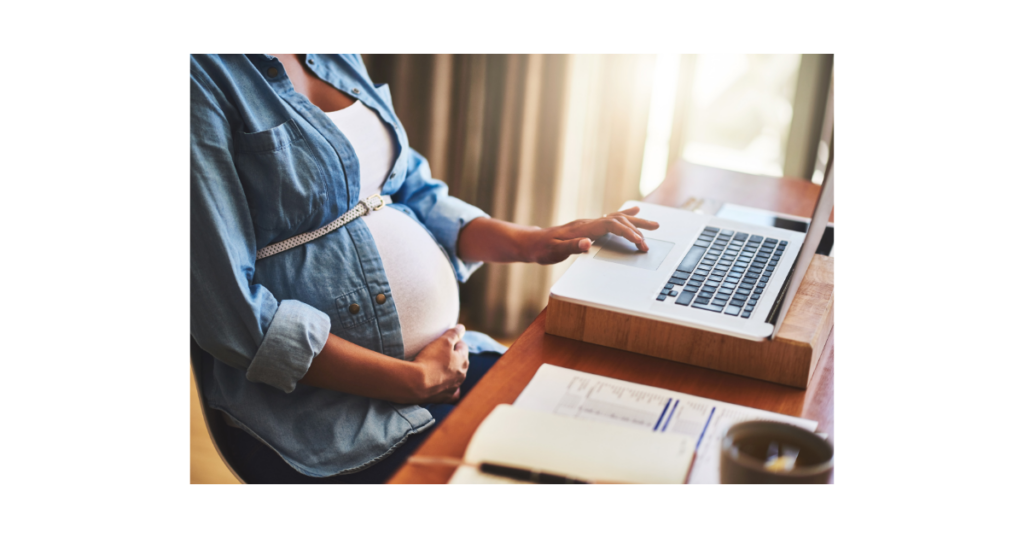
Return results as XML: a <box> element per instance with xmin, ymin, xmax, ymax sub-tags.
<box><xmin>512</xmin><ymin>364</ymin><xmax>818</xmax><ymax>484</ymax></box>
<box><xmin>449</xmin><ymin>404</ymin><xmax>695</xmax><ymax>484</ymax></box>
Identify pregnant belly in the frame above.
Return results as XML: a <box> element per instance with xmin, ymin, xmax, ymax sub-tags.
<box><xmin>361</xmin><ymin>206</ymin><xmax>460</xmax><ymax>359</ymax></box>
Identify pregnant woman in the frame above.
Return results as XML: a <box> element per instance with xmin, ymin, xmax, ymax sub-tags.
<box><xmin>190</xmin><ymin>54</ymin><xmax>658</xmax><ymax>483</ymax></box>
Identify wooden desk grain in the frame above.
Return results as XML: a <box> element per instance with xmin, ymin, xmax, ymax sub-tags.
<box><xmin>389</xmin><ymin>161</ymin><xmax>834</xmax><ymax>484</ymax></box>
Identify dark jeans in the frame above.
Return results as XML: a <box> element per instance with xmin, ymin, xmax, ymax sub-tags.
<box><xmin>223</xmin><ymin>351</ymin><xmax>502</xmax><ymax>484</ymax></box>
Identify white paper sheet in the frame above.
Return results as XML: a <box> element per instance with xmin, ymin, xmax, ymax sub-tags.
<box><xmin>513</xmin><ymin>364</ymin><xmax>818</xmax><ymax>484</ymax></box>
<box><xmin>448</xmin><ymin>404</ymin><xmax>695</xmax><ymax>484</ymax></box>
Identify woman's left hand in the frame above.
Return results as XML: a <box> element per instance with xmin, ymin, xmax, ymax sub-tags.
<box><xmin>526</xmin><ymin>206</ymin><xmax>660</xmax><ymax>265</ymax></box>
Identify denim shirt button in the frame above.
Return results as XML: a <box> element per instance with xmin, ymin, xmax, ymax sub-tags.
<box><xmin>307</xmin><ymin>58</ymin><xmax>314</xmax><ymax>66</ymax></box>
<box><xmin>352</xmin><ymin>88</ymin><xmax>361</xmax><ymax>94</ymax></box>
<box><xmin>267</xmin><ymin>67</ymin><xmax>278</xmax><ymax>77</ymax></box>
<box><xmin>376</xmin><ymin>293</ymin><xmax>387</xmax><ymax>305</ymax></box>
<box><xmin>348</xmin><ymin>303</ymin><xmax>360</xmax><ymax>314</ymax></box>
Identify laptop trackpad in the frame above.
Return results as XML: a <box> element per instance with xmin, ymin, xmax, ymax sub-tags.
<box><xmin>593</xmin><ymin>235</ymin><xmax>674</xmax><ymax>271</ymax></box>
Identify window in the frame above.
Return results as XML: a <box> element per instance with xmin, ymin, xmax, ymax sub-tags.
<box><xmin>640</xmin><ymin>54</ymin><xmax>805</xmax><ymax>196</ymax></box>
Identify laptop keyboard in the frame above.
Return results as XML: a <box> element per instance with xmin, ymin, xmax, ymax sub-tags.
<box><xmin>656</xmin><ymin>226</ymin><xmax>788</xmax><ymax>318</ymax></box>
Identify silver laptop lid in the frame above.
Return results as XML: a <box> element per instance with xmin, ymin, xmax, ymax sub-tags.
<box><xmin>768</xmin><ymin>142</ymin><xmax>834</xmax><ymax>338</ymax></box>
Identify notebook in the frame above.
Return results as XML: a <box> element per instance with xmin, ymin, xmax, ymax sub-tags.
<box><xmin>512</xmin><ymin>364</ymin><xmax>819</xmax><ymax>484</ymax></box>
<box><xmin>448</xmin><ymin>404</ymin><xmax>696</xmax><ymax>484</ymax></box>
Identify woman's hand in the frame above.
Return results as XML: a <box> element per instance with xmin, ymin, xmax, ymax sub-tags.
<box><xmin>525</xmin><ymin>206</ymin><xmax>660</xmax><ymax>265</ymax></box>
<box><xmin>457</xmin><ymin>207</ymin><xmax>660</xmax><ymax>266</ymax></box>
<box><xmin>408</xmin><ymin>324</ymin><xmax>470</xmax><ymax>404</ymax></box>
<box><xmin>298</xmin><ymin>325</ymin><xmax>468</xmax><ymax>405</ymax></box>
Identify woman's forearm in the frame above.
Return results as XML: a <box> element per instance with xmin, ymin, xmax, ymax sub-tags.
<box><xmin>457</xmin><ymin>217</ymin><xmax>541</xmax><ymax>263</ymax></box>
<box><xmin>299</xmin><ymin>333</ymin><xmax>422</xmax><ymax>403</ymax></box>
<box><xmin>457</xmin><ymin>208</ymin><xmax>659</xmax><ymax>266</ymax></box>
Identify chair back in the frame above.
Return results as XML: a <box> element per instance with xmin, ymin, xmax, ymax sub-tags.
<box><xmin>190</xmin><ymin>338</ymin><xmax>250</xmax><ymax>484</ymax></box>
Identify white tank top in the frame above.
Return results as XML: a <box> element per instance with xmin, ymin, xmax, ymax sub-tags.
<box><xmin>324</xmin><ymin>101</ymin><xmax>460</xmax><ymax>358</ymax></box>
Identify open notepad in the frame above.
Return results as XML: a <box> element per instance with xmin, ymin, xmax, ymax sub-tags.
<box><xmin>449</xmin><ymin>404</ymin><xmax>696</xmax><ymax>484</ymax></box>
<box><xmin>448</xmin><ymin>364</ymin><xmax>815</xmax><ymax>485</ymax></box>
<box><xmin>511</xmin><ymin>364</ymin><xmax>818</xmax><ymax>484</ymax></box>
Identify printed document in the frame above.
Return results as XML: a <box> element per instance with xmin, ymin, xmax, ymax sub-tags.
<box><xmin>513</xmin><ymin>364</ymin><xmax>818</xmax><ymax>484</ymax></box>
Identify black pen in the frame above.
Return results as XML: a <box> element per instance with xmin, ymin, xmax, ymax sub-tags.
<box><xmin>408</xmin><ymin>456</ymin><xmax>596</xmax><ymax>484</ymax></box>
<box><xmin>479</xmin><ymin>462</ymin><xmax>590</xmax><ymax>484</ymax></box>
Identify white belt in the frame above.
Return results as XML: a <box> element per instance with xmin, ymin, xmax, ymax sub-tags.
<box><xmin>255</xmin><ymin>194</ymin><xmax>391</xmax><ymax>260</ymax></box>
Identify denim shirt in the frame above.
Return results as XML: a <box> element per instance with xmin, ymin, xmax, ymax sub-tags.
<box><xmin>190</xmin><ymin>54</ymin><xmax>504</xmax><ymax>477</ymax></box>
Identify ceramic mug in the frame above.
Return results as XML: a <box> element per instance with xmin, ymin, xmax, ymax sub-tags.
<box><xmin>720</xmin><ymin>421</ymin><xmax>833</xmax><ymax>484</ymax></box>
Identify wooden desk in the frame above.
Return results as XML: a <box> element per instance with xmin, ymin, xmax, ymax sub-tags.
<box><xmin>389</xmin><ymin>161</ymin><xmax>835</xmax><ymax>484</ymax></box>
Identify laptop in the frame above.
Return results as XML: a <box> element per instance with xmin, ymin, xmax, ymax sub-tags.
<box><xmin>549</xmin><ymin>156</ymin><xmax>834</xmax><ymax>342</ymax></box>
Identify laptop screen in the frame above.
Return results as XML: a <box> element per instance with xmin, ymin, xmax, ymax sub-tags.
<box><xmin>767</xmin><ymin>148</ymin><xmax>834</xmax><ymax>338</ymax></box>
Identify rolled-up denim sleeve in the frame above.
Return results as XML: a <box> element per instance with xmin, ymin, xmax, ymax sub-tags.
<box><xmin>245</xmin><ymin>300</ymin><xmax>330</xmax><ymax>391</ymax></box>
<box><xmin>391</xmin><ymin>148</ymin><xmax>489</xmax><ymax>282</ymax></box>
<box><xmin>190</xmin><ymin>60</ymin><xmax>330</xmax><ymax>393</ymax></box>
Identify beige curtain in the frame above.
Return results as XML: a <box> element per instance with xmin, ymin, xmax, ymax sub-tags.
<box><xmin>364</xmin><ymin>55</ymin><xmax>657</xmax><ymax>338</ymax></box>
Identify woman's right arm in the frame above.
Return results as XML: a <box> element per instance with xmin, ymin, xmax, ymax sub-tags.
<box><xmin>190</xmin><ymin>57</ymin><xmax>463</xmax><ymax>404</ymax></box>
<box><xmin>300</xmin><ymin>325</ymin><xmax>469</xmax><ymax>404</ymax></box>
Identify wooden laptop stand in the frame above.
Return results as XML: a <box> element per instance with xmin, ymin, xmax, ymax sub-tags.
<box><xmin>546</xmin><ymin>254</ymin><xmax>834</xmax><ymax>389</ymax></box>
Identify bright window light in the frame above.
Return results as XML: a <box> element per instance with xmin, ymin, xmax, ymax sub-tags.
<box><xmin>639</xmin><ymin>54</ymin><xmax>681</xmax><ymax>197</ymax></box>
<box><xmin>682</xmin><ymin>54</ymin><xmax>800</xmax><ymax>177</ymax></box>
